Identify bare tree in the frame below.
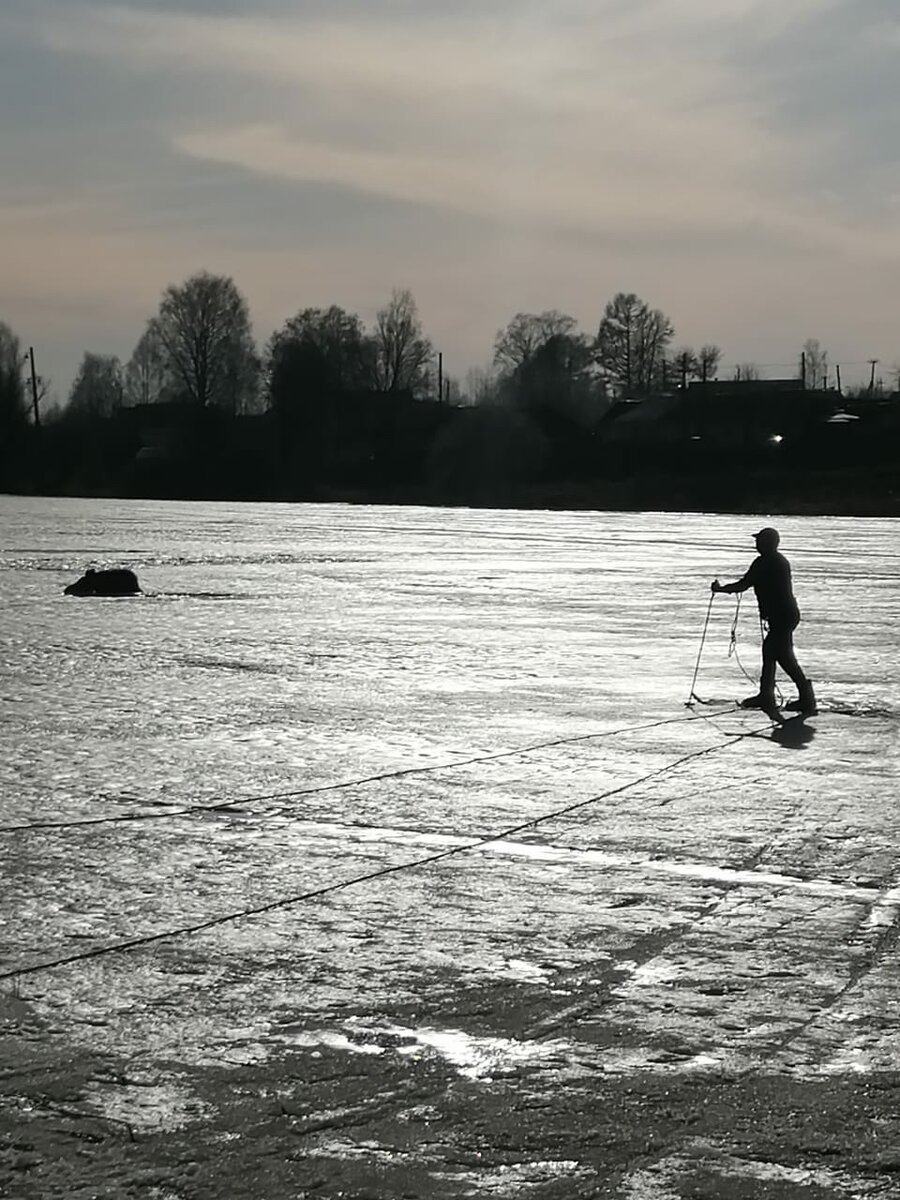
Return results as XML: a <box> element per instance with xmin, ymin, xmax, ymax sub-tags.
<box><xmin>493</xmin><ymin>311</ymin><xmax>578</xmax><ymax>374</ymax></box>
<box><xmin>595</xmin><ymin>292</ymin><xmax>674</xmax><ymax>397</ymax></box>
<box><xmin>462</xmin><ymin>365</ymin><xmax>499</xmax><ymax>406</ymax></box>
<box><xmin>697</xmin><ymin>345</ymin><xmax>721</xmax><ymax>383</ymax></box>
<box><xmin>124</xmin><ymin>320</ymin><xmax>170</xmax><ymax>407</ymax></box>
<box><xmin>154</xmin><ymin>271</ymin><xmax>258</xmax><ymax>411</ymax></box>
<box><xmin>372</xmin><ymin>289</ymin><xmax>433</xmax><ymax>393</ymax></box>
<box><xmin>0</xmin><ymin>321</ymin><xmax>29</xmax><ymax>440</ymax></box>
<box><xmin>800</xmin><ymin>338</ymin><xmax>828</xmax><ymax>389</ymax></box>
<box><xmin>671</xmin><ymin>346</ymin><xmax>699</xmax><ymax>389</ymax></box>
<box><xmin>67</xmin><ymin>353</ymin><xmax>124</xmax><ymax>418</ymax></box>
<box><xmin>671</xmin><ymin>344</ymin><xmax>722</xmax><ymax>387</ymax></box>
<box><xmin>732</xmin><ymin>363</ymin><xmax>761</xmax><ymax>382</ymax></box>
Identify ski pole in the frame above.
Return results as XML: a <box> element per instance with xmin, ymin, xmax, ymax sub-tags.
<box><xmin>686</xmin><ymin>590</ymin><xmax>716</xmax><ymax>705</ymax></box>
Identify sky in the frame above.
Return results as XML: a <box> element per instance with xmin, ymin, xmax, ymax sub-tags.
<box><xmin>1</xmin><ymin>0</ymin><xmax>899</xmax><ymax>399</ymax></box>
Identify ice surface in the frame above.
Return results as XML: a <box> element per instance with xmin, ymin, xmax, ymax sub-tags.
<box><xmin>2</xmin><ymin>497</ymin><xmax>900</xmax><ymax>1117</ymax></box>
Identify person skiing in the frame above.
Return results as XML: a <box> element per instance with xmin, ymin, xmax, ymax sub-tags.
<box><xmin>711</xmin><ymin>527</ymin><xmax>817</xmax><ymax>717</ymax></box>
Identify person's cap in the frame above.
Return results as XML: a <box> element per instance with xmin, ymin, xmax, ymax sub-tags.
<box><xmin>754</xmin><ymin>526</ymin><xmax>780</xmax><ymax>547</ymax></box>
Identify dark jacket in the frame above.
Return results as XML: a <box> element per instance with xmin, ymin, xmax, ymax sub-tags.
<box><xmin>724</xmin><ymin>551</ymin><xmax>800</xmax><ymax>628</ymax></box>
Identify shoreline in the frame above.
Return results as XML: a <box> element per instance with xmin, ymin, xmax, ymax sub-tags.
<box><xmin>5</xmin><ymin>466</ymin><xmax>899</xmax><ymax>518</ymax></box>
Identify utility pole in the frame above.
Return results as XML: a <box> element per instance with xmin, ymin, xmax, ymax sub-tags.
<box><xmin>868</xmin><ymin>359</ymin><xmax>879</xmax><ymax>394</ymax></box>
<box><xmin>835</xmin><ymin>364</ymin><xmax>842</xmax><ymax>395</ymax></box>
<box><xmin>28</xmin><ymin>347</ymin><xmax>41</xmax><ymax>428</ymax></box>
<box><xmin>437</xmin><ymin>352</ymin><xmax>443</xmax><ymax>404</ymax></box>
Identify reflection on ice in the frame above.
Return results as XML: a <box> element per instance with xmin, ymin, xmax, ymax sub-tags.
<box><xmin>275</xmin><ymin>1027</ymin><xmax>387</xmax><ymax>1057</ymax></box>
<box><xmin>435</xmin><ymin>1159</ymin><xmax>593</xmax><ymax>1194</ymax></box>
<box><xmin>624</xmin><ymin>961</ymin><xmax>681</xmax><ymax>988</ymax></box>
<box><xmin>274</xmin><ymin>1017</ymin><xmax>729</xmax><ymax>1082</ymax></box>
<box><xmin>391</xmin><ymin>1024</ymin><xmax>567</xmax><ymax>1079</ymax></box>
<box><xmin>866</xmin><ymin>885</ymin><xmax>900</xmax><ymax>929</ymax></box>
<box><xmin>290</xmin><ymin>820</ymin><xmax>889</xmax><ymax>904</ymax></box>
<box><xmin>306</xmin><ymin>1137</ymin><xmax>414</xmax><ymax>1163</ymax></box>
<box><xmin>277</xmin><ymin>1019</ymin><xmax>571</xmax><ymax>1080</ymax></box>
<box><xmin>820</xmin><ymin>1047</ymin><xmax>871</xmax><ymax>1075</ymax></box>
<box><xmin>495</xmin><ymin>957</ymin><xmax>553</xmax><ymax>983</ymax></box>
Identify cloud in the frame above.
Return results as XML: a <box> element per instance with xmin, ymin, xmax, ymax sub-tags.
<box><xmin>28</xmin><ymin>1</ymin><xmax>897</xmax><ymax>259</ymax></box>
<box><xmin>3</xmin><ymin>0</ymin><xmax>900</xmax><ymax>395</ymax></box>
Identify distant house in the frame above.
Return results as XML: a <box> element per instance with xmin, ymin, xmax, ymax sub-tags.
<box><xmin>600</xmin><ymin>379</ymin><xmax>839</xmax><ymax>454</ymax></box>
<box><xmin>119</xmin><ymin>401</ymin><xmax>213</xmax><ymax>464</ymax></box>
<box><xmin>836</xmin><ymin>392</ymin><xmax>900</xmax><ymax>430</ymax></box>
<box><xmin>680</xmin><ymin>379</ymin><xmax>837</xmax><ymax>449</ymax></box>
<box><xmin>599</xmin><ymin>395</ymin><xmax>685</xmax><ymax>446</ymax></box>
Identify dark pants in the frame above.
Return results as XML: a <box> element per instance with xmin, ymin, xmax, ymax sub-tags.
<box><xmin>761</xmin><ymin>621</ymin><xmax>808</xmax><ymax>696</ymax></box>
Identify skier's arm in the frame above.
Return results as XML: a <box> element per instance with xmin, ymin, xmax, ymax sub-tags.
<box><xmin>711</xmin><ymin>570</ymin><xmax>752</xmax><ymax>594</ymax></box>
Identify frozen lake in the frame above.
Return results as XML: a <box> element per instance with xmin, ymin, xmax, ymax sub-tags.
<box><xmin>2</xmin><ymin>496</ymin><xmax>900</xmax><ymax>1197</ymax></box>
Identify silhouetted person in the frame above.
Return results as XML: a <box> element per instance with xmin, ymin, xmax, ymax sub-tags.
<box><xmin>711</xmin><ymin>527</ymin><xmax>817</xmax><ymax>717</ymax></box>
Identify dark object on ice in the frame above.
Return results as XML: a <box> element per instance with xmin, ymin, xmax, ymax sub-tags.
<box><xmin>64</xmin><ymin>568</ymin><xmax>142</xmax><ymax>596</ymax></box>
<box><xmin>711</xmin><ymin>528</ymin><xmax>816</xmax><ymax>716</ymax></box>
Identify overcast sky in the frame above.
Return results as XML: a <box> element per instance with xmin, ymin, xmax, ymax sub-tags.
<box><xmin>2</xmin><ymin>0</ymin><xmax>898</xmax><ymax>398</ymax></box>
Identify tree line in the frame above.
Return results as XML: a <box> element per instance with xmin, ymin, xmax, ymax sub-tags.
<box><xmin>4</xmin><ymin>272</ymin><xmax>724</xmax><ymax>428</ymax></box>
<box><xmin>5</xmin><ymin>269</ymin><xmax>878</xmax><ymax>431</ymax></box>
<box><xmin>62</xmin><ymin>275</ymin><xmax>439</xmax><ymax>419</ymax></box>
<box><xmin>1</xmin><ymin>271</ymin><xmax>895</xmax><ymax>508</ymax></box>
